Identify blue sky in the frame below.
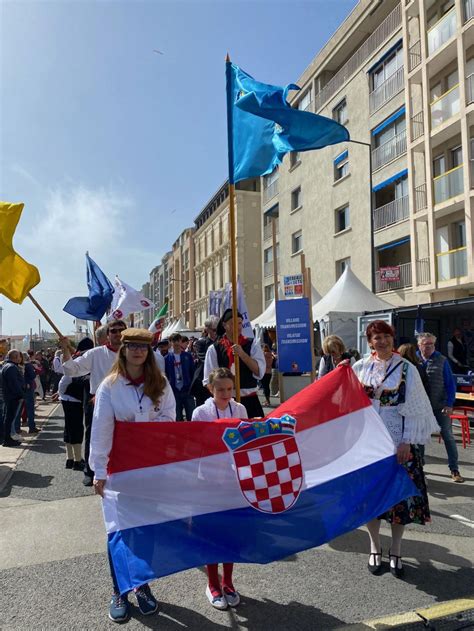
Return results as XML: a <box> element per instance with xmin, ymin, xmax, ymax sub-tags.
<box><xmin>1</xmin><ymin>0</ymin><xmax>358</xmax><ymax>336</ymax></box>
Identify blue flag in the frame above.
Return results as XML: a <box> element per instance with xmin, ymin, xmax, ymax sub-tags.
<box><xmin>226</xmin><ymin>62</ymin><xmax>350</xmax><ymax>183</ymax></box>
<box><xmin>63</xmin><ymin>253</ymin><xmax>114</xmax><ymax>321</ymax></box>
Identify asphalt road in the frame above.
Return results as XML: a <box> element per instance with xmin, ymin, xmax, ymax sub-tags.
<box><xmin>0</xmin><ymin>400</ymin><xmax>472</xmax><ymax>630</ymax></box>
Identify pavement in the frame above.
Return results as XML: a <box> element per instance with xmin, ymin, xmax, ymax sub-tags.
<box><xmin>0</xmin><ymin>394</ymin><xmax>472</xmax><ymax>630</ymax></box>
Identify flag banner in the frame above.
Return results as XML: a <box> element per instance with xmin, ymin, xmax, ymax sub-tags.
<box><xmin>104</xmin><ymin>367</ymin><xmax>418</xmax><ymax>595</ymax></box>
<box><xmin>222</xmin><ymin>277</ymin><xmax>254</xmax><ymax>338</ymax></box>
<box><xmin>0</xmin><ymin>201</ymin><xmax>40</xmax><ymax>303</ymax></box>
<box><xmin>63</xmin><ymin>253</ymin><xmax>114</xmax><ymax>321</ymax></box>
<box><xmin>148</xmin><ymin>301</ymin><xmax>168</xmax><ymax>332</ymax></box>
<box><xmin>208</xmin><ymin>290</ymin><xmax>223</xmax><ymax>317</ymax></box>
<box><xmin>109</xmin><ymin>276</ymin><xmax>154</xmax><ymax>321</ymax></box>
<box><xmin>227</xmin><ymin>63</ymin><xmax>349</xmax><ymax>183</ymax></box>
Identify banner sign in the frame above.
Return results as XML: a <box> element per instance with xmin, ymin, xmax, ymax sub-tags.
<box><xmin>283</xmin><ymin>274</ymin><xmax>304</xmax><ymax>297</ymax></box>
<box><xmin>276</xmin><ymin>298</ymin><xmax>312</xmax><ymax>373</ymax></box>
<box><xmin>208</xmin><ymin>290</ymin><xmax>223</xmax><ymax>317</ymax></box>
<box><xmin>379</xmin><ymin>266</ymin><xmax>400</xmax><ymax>282</ymax></box>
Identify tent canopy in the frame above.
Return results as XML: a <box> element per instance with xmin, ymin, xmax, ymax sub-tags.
<box><xmin>312</xmin><ymin>267</ymin><xmax>393</xmax><ymax>321</ymax></box>
<box><xmin>251</xmin><ymin>285</ymin><xmax>322</xmax><ymax>329</ymax></box>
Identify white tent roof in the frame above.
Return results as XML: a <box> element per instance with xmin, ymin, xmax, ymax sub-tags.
<box><xmin>251</xmin><ymin>285</ymin><xmax>322</xmax><ymax>329</ymax></box>
<box><xmin>312</xmin><ymin>267</ymin><xmax>393</xmax><ymax>321</ymax></box>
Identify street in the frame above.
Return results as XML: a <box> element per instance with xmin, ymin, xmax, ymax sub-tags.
<box><xmin>0</xmin><ymin>399</ymin><xmax>473</xmax><ymax>630</ymax></box>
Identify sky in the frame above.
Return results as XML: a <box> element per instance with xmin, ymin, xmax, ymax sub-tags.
<box><xmin>0</xmin><ymin>0</ymin><xmax>358</xmax><ymax>337</ymax></box>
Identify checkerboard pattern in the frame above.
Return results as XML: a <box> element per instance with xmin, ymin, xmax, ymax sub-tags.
<box><xmin>234</xmin><ymin>438</ymin><xmax>303</xmax><ymax>513</ymax></box>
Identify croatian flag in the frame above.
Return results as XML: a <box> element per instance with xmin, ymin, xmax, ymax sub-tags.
<box><xmin>104</xmin><ymin>367</ymin><xmax>417</xmax><ymax>595</ymax></box>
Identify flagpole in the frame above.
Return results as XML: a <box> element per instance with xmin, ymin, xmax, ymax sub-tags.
<box><xmin>226</xmin><ymin>53</ymin><xmax>241</xmax><ymax>402</ymax></box>
<box><xmin>27</xmin><ymin>292</ymin><xmax>64</xmax><ymax>338</ymax></box>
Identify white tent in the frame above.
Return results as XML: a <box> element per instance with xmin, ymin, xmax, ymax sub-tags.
<box><xmin>251</xmin><ymin>285</ymin><xmax>322</xmax><ymax>330</ymax></box>
<box><xmin>312</xmin><ymin>268</ymin><xmax>393</xmax><ymax>347</ymax></box>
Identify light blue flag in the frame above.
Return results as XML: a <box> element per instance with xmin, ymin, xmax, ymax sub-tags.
<box><xmin>63</xmin><ymin>253</ymin><xmax>114</xmax><ymax>321</ymax></box>
<box><xmin>226</xmin><ymin>62</ymin><xmax>350</xmax><ymax>183</ymax></box>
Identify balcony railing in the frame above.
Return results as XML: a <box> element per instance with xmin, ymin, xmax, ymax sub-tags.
<box><xmin>417</xmin><ymin>258</ymin><xmax>431</xmax><ymax>285</ymax></box>
<box><xmin>375</xmin><ymin>261</ymin><xmax>412</xmax><ymax>292</ymax></box>
<box><xmin>372</xmin><ymin>129</ymin><xmax>407</xmax><ymax>170</ymax></box>
<box><xmin>415</xmin><ymin>183</ymin><xmax>428</xmax><ymax>211</ymax></box>
<box><xmin>433</xmin><ymin>164</ymin><xmax>464</xmax><ymax>204</ymax></box>
<box><xmin>411</xmin><ymin>111</ymin><xmax>424</xmax><ymax>140</ymax></box>
<box><xmin>436</xmin><ymin>246</ymin><xmax>468</xmax><ymax>281</ymax></box>
<box><xmin>427</xmin><ymin>7</ymin><xmax>456</xmax><ymax>56</ymax></box>
<box><xmin>369</xmin><ymin>66</ymin><xmax>404</xmax><ymax>114</ymax></box>
<box><xmin>431</xmin><ymin>84</ymin><xmax>460</xmax><ymax>128</ymax></box>
<box><xmin>263</xmin><ymin>180</ymin><xmax>279</xmax><ymax>203</ymax></box>
<box><xmin>465</xmin><ymin>0</ymin><xmax>474</xmax><ymax>22</ymax></box>
<box><xmin>314</xmin><ymin>4</ymin><xmax>401</xmax><ymax>111</ymax></box>
<box><xmin>264</xmin><ymin>259</ymin><xmax>279</xmax><ymax>278</ymax></box>
<box><xmin>408</xmin><ymin>40</ymin><xmax>421</xmax><ymax>72</ymax></box>
<box><xmin>467</xmin><ymin>74</ymin><xmax>474</xmax><ymax>105</ymax></box>
<box><xmin>373</xmin><ymin>195</ymin><xmax>409</xmax><ymax>230</ymax></box>
<box><xmin>263</xmin><ymin>218</ymin><xmax>279</xmax><ymax>240</ymax></box>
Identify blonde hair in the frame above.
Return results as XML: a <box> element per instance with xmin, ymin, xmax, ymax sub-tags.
<box><xmin>109</xmin><ymin>345</ymin><xmax>166</xmax><ymax>405</ymax></box>
<box><xmin>322</xmin><ymin>335</ymin><xmax>346</xmax><ymax>356</ymax></box>
<box><xmin>208</xmin><ymin>367</ymin><xmax>234</xmax><ymax>386</ymax></box>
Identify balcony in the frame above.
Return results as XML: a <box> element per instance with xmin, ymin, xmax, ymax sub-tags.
<box><xmin>263</xmin><ymin>179</ymin><xmax>279</xmax><ymax>203</ymax></box>
<box><xmin>375</xmin><ymin>261</ymin><xmax>412</xmax><ymax>292</ymax></box>
<box><xmin>417</xmin><ymin>258</ymin><xmax>431</xmax><ymax>285</ymax></box>
<box><xmin>372</xmin><ymin>129</ymin><xmax>407</xmax><ymax>170</ymax></box>
<box><xmin>415</xmin><ymin>183</ymin><xmax>428</xmax><ymax>211</ymax></box>
<box><xmin>427</xmin><ymin>8</ymin><xmax>456</xmax><ymax>56</ymax></box>
<box><xmin>437</xmin><ymin>246</ymin><xmax>468</xmax><ymax>280</ymax></box>
<box><xmin>465</xmin><ymin>0</ymin><xmax>474</xmax><ymax>22</ymax></box>
<box><xmin>373</xmin><ymin>196</ymin><xmax>409</xmax><ymax>230</ymax></box>
<box><xmin>408</xmin><ymin>40</ymin><xmax>421</xmax><ymax>72</ymax></box>
<box><xmin>264</xmin><ymin>259</ymin><xmax>280</xmax><ymax>278</ymax></box>
<box><xmin>467</xmin><ymin>74</ymin><xmax>474</xmax><ymax>105</ymax></box>
<box><xmin>314</xmin><ymin>4</ymin><xmax>401</xmax><ymax>111</ymax></box>
<box><xmin>263</xmin><ymin>218</ymin><xmax>279</xmax><ymax>240</ymax></box>
<box><xmin>430</xmin><ymin>84</ymin><xmax>460</xmax><ymax>128</ymax></box>
<box><xmin>411</xmin><ymin>111</ymin><xmax>424</xmax><ymax>140</ymax></box>
<box><xmin>369</xmin><ymin>67</ymin><xmax>405</xmax><ymax>114</ymax></box>
<box><xmin>433</xmin><ymin>165</ymin><xmax>464</xmax><ymax>204</ymax></box>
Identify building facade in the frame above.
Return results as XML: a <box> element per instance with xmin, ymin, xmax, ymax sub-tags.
<box><xmin>168</xmin><ymin>228</ymin><xmax>195</xmax><ymax>327</ymax></box>
<box><xmin>191</xmin><ymin>178</ymin><xmax>263</xmax><ymax>328</ymax></box>
<box><xmin>262</xmin><ymin>0</ymin><xmax>474</xmax><ymax>309</ymax></box>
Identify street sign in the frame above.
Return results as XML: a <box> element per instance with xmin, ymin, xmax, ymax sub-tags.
<box><xmin>283</xmin><ymin>274</ymin><xmax>304</xmax><ymax>297</ymax></box>
<box><xmin>276</xmin><ymin>298</ymin><xmax>312</xmax><ymax>373</ymax></box>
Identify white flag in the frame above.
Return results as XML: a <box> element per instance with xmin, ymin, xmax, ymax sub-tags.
<box><xmin>222</xmin><ymin>277</ymin><xmax>254</xmax><ymax>339</ymax></box>
<box><xmin>108</xmin><ymin>276</ymin><xmax>154</xmax><ymax>321</ymax></box>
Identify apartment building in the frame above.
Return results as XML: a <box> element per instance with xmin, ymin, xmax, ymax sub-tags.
<box><xmin>149</xmin><ymin>252</ymin><xmax>171</xmax><ymax>313</ymax></box>
<box><xmin>167</xmin><ymin>228</ymin><xmax>195</xmax><ymax>327</ymax></box>
<box><xmin>262</xmin><ymin>0</ymin><xmax>474</xmax><ymax>310</ymax></box>
<box><xmin>191</xmin><ymin>178</ymin><xmax>262</xmax><ymax>328</ymax></box>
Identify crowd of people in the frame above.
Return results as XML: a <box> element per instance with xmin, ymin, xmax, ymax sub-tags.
<box><xmin>0</xmin><ymin>315</ymin><xmax>469</xmax><ymax>623</ymax></box>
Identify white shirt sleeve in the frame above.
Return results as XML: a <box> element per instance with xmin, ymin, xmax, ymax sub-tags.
<box><xmin>62</xmin><ymin>350</ymin><xmax>93</xmax><ymax>377</ymax></box>
<box><xmin>250</xmin><ymin>338</ymin><xmax>266</xmax><ymax>380</ymax></box>
<box><xmin>447</xmin><ymin>341</ymin><xmax>458</xmax><ymax>364</ymax></box>
<box><xmin>203</xmin><ymin>345</ymin><xmax>218</xmax><ymax>385</ymax></box>
<box><xmin>58</xmin><ymin>376</ymin><xmax>71</xmax><ymax>398</ymax></box>
<box><xmin>157</xmin><ymin>380</ymin><xmax>177</xmax><ymax>421</ymax></box>
<box><xmin>154</xmin><ymin>350</ymin><xmax>165</xmax><ymax>373</ymax></box>
<box><xmin>191</xmin><ymin>405</ymin><xmax>207</xmax><ymax>421</ymax></box>
<box><xmin>89</xmin><ymin>379</ymin><xmax>115</xmax><ymax>480</ymax></box>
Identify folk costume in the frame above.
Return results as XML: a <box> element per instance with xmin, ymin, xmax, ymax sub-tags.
<box><xmin>353</xmin><ymin>354</ymin><xmax>437</xmax><ymax>525</ymax></box>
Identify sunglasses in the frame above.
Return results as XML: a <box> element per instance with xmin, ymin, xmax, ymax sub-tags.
<box><xmin>109</xmin><ymin>328</ymin><xmax>126</xmax><ymax>334</ymax></box>
<box><xmin>125</xmin><ymin>342</ymin><xmax>149</xmax><ymax>351</ymax></box>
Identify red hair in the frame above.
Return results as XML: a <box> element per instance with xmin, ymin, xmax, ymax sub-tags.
<box><xmin>366</xmin><ymin>320</ymin><xmax>395</xmax><ymax>342</ymax></box>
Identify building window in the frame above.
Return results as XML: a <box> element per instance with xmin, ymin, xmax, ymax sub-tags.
<box><xmin>298</xmin><ymin>88</ymin><xmax>313</xmax><ymax>111</ymax></box>
<box><xmin>291</xmin><ymin>186</ymin><xmax>302</xmax><ymax>211</ymax></box>
<box><xmin>335</xmin><ymin>205</ymin><xmax>350</xmax><ymax>233</ymax></box>
<box><xmin>292</xmin><ymin>230</ymin><xmax>303</xmax><ymax>254</ymax></box>
<box><xmin>333</xmin><ymin>98</ymin><xmax>348</xmax><ymax>125</ymax></box>
<box><xmin>336</xmin><ymin>257</ymin><xmax>351</xmax><ymax>279</ymax></box>
<box><xmin>370</xmin><ymin>45</ymin><xmax>403</xmax><ymax>91</ymax></box>
<box><xmin>264</xmin><ymin>284</ymin><xmax>274</xmax><ymax>307</ymax></box>
<box><xmin>334</xmin><ymin>156</ymin><xmax>349</xmax><ymax>181</ymax></box>
<box><xmin>264</xmin><ymin>246</ymin><xmax>273</xmax><ymax>263</ymax></box>
<box><xmin>289</xmin><ymin>151</ymin><xmax>301</xmax><ymax>168</ymax></box>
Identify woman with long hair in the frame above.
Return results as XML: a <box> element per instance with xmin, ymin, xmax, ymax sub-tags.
<box><xmin>89</xmin><ymin>328</ymin><xmax>176</xmax><ymax>623</ymax></box>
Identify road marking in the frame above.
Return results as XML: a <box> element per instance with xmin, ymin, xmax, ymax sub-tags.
<box><xmin>449</xmin><ymin>514</ymin><xmax>474</xmax><ymax>530</ymax></box>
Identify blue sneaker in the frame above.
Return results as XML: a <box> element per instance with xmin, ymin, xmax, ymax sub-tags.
<box><xmin>134</xmin><ymin>584</ymin><xmax>159</xmax><ymax>616</ymax></box>
<box><xmin>108</xmin><ymin>592</ymin><xmax>130</xmax><ymax>623</ymax></box>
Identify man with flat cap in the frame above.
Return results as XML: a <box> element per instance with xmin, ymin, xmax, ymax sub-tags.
<box><xmin>203</xmin><ymin>308</ymin><xmax>265</xmax><ymax>418</ymax></box>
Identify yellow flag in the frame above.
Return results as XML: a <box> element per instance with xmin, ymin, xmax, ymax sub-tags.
<box><xmin>0</xmin><ymin>201</ymin><xmax>40</xmax><ymax>303</ymax></box>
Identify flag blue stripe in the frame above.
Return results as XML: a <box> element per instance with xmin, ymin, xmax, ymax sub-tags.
<box><xmin>108</xmin><ymin>455</ymin><xmax>418</xmax><ymax>594</ymax></box>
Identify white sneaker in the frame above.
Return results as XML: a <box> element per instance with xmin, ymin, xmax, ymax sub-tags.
<box><xmin>11</xmin><ymin>434</ymin><xmax>23</xmax><ymax>442</ymax></box>
<box><xmin>223</xmin><ymin>587</ymin><xmax>240</xmax><ymax>607</ymax></box>
<box><xmin>205</xmin><ymin>585</ymin><xmax>227</xmax><ymax>610</ymax></box>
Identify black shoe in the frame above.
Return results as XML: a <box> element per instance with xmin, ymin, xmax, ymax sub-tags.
<box><xmin>388</xmin><ymin>549</ymin><xmax>404</xmax><ymax>578</ymax></box>
<box><xmin>368</xmin><ymin>550</ymin><xmax>383</xmax><ymax>575</ymax></box>
<box><xmin>2</xmin><ymin>438</ymin><xmax>22</xmax><ymax>447</ymax></box>
<box><xmin>73</xmin><ymin>460</ymin><xmax>85</xmax><ymax>471</ymax></box>
<box><xmin>65</xmin><ymin>459</ymin><xmax>74</xmax><ymax>469</ymax></box>
<box><xmin>28</xmin><ymin>427</ymin><xmax>40</xmax><ymax>434</ymax></box>
<box><xmin>82</xmin><ymin>474</ymin><xmax>93</xmax><ymax>486</ymax></box>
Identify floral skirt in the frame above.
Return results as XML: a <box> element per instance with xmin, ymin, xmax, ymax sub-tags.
<box><xmin>378</xmin><ymin>445</ymin><xmax>431</xmax><ymax>525</ymax></box>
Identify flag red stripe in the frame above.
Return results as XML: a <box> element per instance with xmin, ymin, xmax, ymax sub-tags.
<box><xmin>107</xmin><ymin>366</ymin><xmax>370</xmax><ymax>474</ymax></box>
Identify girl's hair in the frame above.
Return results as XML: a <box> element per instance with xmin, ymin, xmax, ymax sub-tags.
<box><xmin>398</xmin><ymin>343</ymin><xmax>419</xmax><ymax>366</ymax></box>
<box><xmin>365</xmin><ymin>320</ymin><xmax>395</xmax><ymax>341</ymax></box>
<box><xmin>108</xmin><ymin>345</ymin><xmax>167</xmax><ymax>405</ymax></box>
<box><xmin>208</xmin><ymin>367</ymin><xmax>234</xmax><ymax>386</ymax></box>
<box><xmin>322</xmin><ymin>335</ymin><xmax>346</xmax><ymax>356</ymax></box>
